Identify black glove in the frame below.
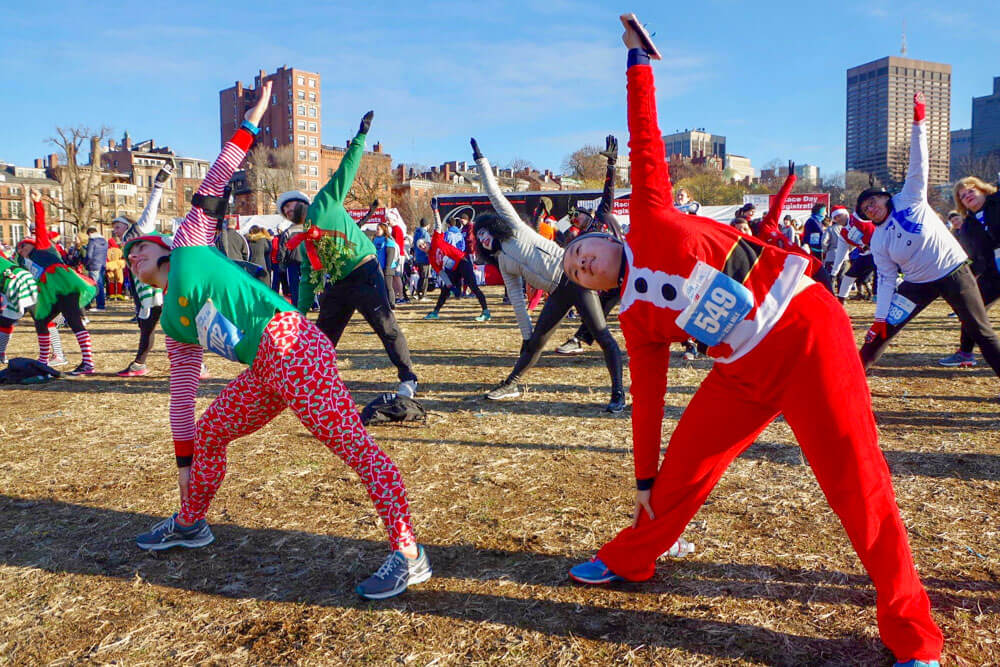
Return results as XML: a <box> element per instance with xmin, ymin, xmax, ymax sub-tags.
<box><xmin>430</xmin><ymin>197</ymin><xmax>438</xmax><ymax>211</ymax></box>
<box><xmin>359</xmin><ymin>110</ymin><xmax>374</xmax><ymax>135</ymax></box>
<box><xmin>155</xmin><ymin>160</ymin><xmax>174</xmax><ymax>185</ymax></box>
<box><xmin>601</xmin><ymin>135</ymin><xmax>618</xmax><ymax>164</ymax></box>
<box><xmin>788</xmin><ymin>160</ymin><xmax>795</xmax><ymax>178</ymax></box>
<box><xmin>470</xmin><ymin>138</ymin><xmax>483</xmax><ymax>161</ymax></box>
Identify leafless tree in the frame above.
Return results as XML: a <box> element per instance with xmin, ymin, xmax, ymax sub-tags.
<box><xmin>346</xmin><ymin>158</ymin><xmax>393</xmax><ymax>210</ymax></box>
<box><xmin>562</xmin><ymin>145</ymin><xmax>606</xmax><ymax>186</ymax></box>
<box><xmin>245</xmin><ymin>144</ymin><xmax>295</xmax><ymax>211</ymax></box>
<box><xmin>507</xmin><ymin>157</ymin><xmax>534</xmax><ymax>174</ymax></box>
<box><xmin>47</xmin><ymin>125</ymin><xmax>112</xmax><ymax>230</ymax></box>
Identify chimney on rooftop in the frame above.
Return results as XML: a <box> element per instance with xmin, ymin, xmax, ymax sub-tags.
<box><xmin>48</xmin><ymin>153</ymin><xmax>58</xmax><ymax>168</ymax></box>
<box><xmin>373</xmin><ymin>142</ymin><xmax>382</xmax><ymax>153</ymax></box>
<box><xmin>34</xmin><ymin>158</ymin><xmax>43</xmax><ymax>169</ymax></box>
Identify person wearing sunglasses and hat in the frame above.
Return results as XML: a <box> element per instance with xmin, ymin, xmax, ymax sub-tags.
<box><xmin>128</xmin><ymin>82</ymin><xmax>431</xmax><ymax>600</ymax></box>
<box><xmin>856</xmin><ymin>92</ymin><xmax>1000</xmax><ymax>379</ymax></box>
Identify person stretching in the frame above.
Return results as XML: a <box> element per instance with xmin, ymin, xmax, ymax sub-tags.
<box><xmin>277</xmin><ymin>111</ymin><xmax>418</xmax><ymax>398</ymax></box>
<box><xmin>0</xmin><ymin>251</ymin><xmax>63</xmax><ymax>366</ymax></box>
<box><xmin>472</xmin><ymin>138</ymin><xmax>625</xmax><ymax>412</ymax></box>
<box><xmin>129</xmin><ymin>84</ymin><xmax>431</xmax><ymax>600</ymax></box>
<box><xmin>857</xmin><ymin>92</ymin><xmax>1000</xmax><ymax>380</ymax></box>
<box><xmin>560</xmin><ymin>21</ymin><xmax>942</xmax><ymax>667</ymax></box>
<box><xmin>421</xmin><ymin>199</ymin><xmax>490</xmax><ymax>321</ymax></box>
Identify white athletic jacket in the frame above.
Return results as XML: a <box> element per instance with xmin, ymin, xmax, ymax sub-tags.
<box><xmin>871</xmin><ymin>121</ymin><xmax>967</xmax><ymax>322</ymax></box>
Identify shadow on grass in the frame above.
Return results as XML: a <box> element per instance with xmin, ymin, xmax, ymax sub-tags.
<box><xmin>0</xmin><ymin>495</ymin><xmax>914</xmax><ymax>664</ymax></box>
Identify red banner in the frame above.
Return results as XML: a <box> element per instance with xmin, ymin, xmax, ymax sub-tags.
<box><xmin>768</xmin><ymin>193</ymin><xmax>829</xmax><ymax>211</ymax></box>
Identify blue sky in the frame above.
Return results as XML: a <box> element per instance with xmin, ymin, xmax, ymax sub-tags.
<box><xmin>2</xmin><ymin>0</ymin><xmax>997</xmax><ymax>179</ymax></box>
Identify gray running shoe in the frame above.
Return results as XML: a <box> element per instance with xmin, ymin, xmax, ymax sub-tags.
<box><xmin>486</xmin><ymin>380</ymin><xmax>520</xmax><ymax>400</ymax></box>
<box><xmin>356</xmin><ymin>546</ymin><xmax>432</xmax><ymax>600</ymax></box>
<box><xmin>136</xmin><ymin>513</ymin><xmax>214</xmax><ymax>551</ymax></box>
<box><xmin>938</xmin><ymin>350</ymin><xmax>976</xmax><ymax>367</ymax></box>
<box><xmin>556</xmin><ymin>337</ymin><xmax>585</xmax><ymax>355</ymax></box>
<box><xmin>397</xmin><ymin>380</ymin><xmax>418</xmax><ymax>398</ymax></box>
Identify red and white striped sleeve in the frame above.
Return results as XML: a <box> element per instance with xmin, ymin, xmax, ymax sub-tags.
<box><xmin>172</xmin><ymin>128</ymin><xmax>254</xmax><ymax>249</ymax></box>
<box><xmin>166</xmin><ymin>335</ymin><xmax>204</xmax><ymax>465</ymax></box>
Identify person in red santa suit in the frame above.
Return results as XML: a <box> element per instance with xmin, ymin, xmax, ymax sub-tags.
<box><xmin>418</xmin><ymin>199</ymin><xmax>490</xmax><ymax>321</ymax></box>
<box><xmin>560</xmin><ymin>17</ymin><xmax>942</xmax><ymax>667</ymax></box>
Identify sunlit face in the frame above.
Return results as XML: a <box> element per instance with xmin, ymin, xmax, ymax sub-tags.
<box><xmin>476</xmin><ymin>228</ymin><xmax>494</xmax><ymax>251</ymax></box>
<box><xmin>17</xmin><ymin>243</ymin><xmax>34</xmax><ymax>259</ymax></box>
<box><xmin>112</xmin><ymin>222</ymin><xmax>128</xmax><ymax>239</ymax></box>
<box><xmin>958</xmin><ymin>187</ymin><xmax>986</xmax><ymax>214</ymax></box>
<box><xmin>949</xmin><ymin>214</ymin><xmax>963</xmax><ymax>230</ymax></box>
<box><xmin>860</xmin><ymin>194</ymin><xmax>891</xmax><ymax>224</ymax></box>
<box><xmin>281</xmin><ymin>201</ymin><xmax>306</xmax><ymax>223</ymax></box>
<box><xmin>676</xmin><ymin>190</ymin><xmax>690</xmax><ymax>205</ymax></box>
<box><xmin>732</xmin><ymin>221</ymin><xmax>752</xmax><ymax>236</ymax></box>
<box><xmin>417</xmin><ymin>239</ymin><xmax>430</xmax><ymax>252</ymax></box>
<box><xmin>128</xmin><ymin>240</ymin><xmax>170</xmax><ymax>288</ymax></box>
<box><xmin>562</xmin><ymin>235</ymin><xmax>623</xmax><ymax>290</ymax></box>
<box><xmin>571</xmin><ymin>211</ymin><xmax>591</xmax><ymax>229</ymax></box>
<box><xmin>831</xmin><ymin>212</ymin><xmax>850</xmax><ymax>227</ymax></box>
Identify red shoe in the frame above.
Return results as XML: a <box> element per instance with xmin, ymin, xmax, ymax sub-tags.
<box><xmin>117</xmin><ymin>362</ymin><xmax>148</xmax><ymax>377</ymax></box>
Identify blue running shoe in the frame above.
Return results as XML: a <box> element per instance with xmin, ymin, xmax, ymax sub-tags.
<box><xmin>423</xmin><ymin>311</ymin><xmax>440</xmax><ymax>320</ymax></box>
<box><xmin>136</xmin><ymin>513</ymin><xmax>214</xmax><ymax>551</ymax></box>
<box><xmin>569</xmin><ymin>557</ymin><xmax>623</xmax><ymax>585</ymax></box>
<box><xmin>894</xmin><ymin>661</ymin><xmax>939</xmax><ymax>667</ymax></box>
<box><xmin>356</xmin><ymin>546</ymin><xmax>432</xmax><ymax>600</ymax></box>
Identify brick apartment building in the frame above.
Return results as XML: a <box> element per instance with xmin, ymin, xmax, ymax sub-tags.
<box><xmin>221</xmin><ymin>66</ymin><xmax>394</xmax><ymax>214</ymax></box>
<box><xmin>0</xmin><ymin>162</ymin><xmax>61</xmax><ymax>248</ymax></box>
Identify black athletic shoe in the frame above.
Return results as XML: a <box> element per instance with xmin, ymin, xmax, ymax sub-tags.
<box><xmin>605</xmin><ymin>391</ymin><xmax>626</xmax><ymax>413</ymax></box>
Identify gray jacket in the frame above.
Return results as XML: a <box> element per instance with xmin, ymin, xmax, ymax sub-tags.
<box><xmin>476</xmin><ymin>157</ymin><xmax>564</xmax><ymax>339</ymax></box>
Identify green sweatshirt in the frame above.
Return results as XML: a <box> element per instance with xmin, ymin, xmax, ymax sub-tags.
<box><xmin>297</xmin><ymin>132</ymin><xmax>376</xmax><ymax>313</ymax></box>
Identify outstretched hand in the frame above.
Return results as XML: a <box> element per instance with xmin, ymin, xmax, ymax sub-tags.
<box><xmin>245</xmin><ymin>80</ymin><xmax>272</xmax><ymax>127</ymax></box>
<box><xmin>359</xmin><ymin>110</ymin><xmax>374</xmax><ymax>135</ymax></box>
<box><xmin>470</xmin><ymin>138</ymin><xmax>483</xmax><ymax>160</ymax></box>
<box><xmin>788</xmin><ymin>160</ymin><xmax>795</xmax><ymax>177</ymax></box>
<box><xmin>632</xmin><ymin>488</ymin><xmax>654</xmax><ymax>528</ymax></box>
<box><xmin>913</xmin><ymin>91</ymin><xmax>926</xmax><ymax>123</ymax></box>
<box><xmin>601</xmin><ymin>135</ymin><xmax>618</xmax><ymax>164</ymax></box>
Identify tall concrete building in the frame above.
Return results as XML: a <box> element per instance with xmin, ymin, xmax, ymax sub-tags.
<box><xmin>846</xmin><ymin>56</ymin><xmax>951</xmax><ymax>187</ymax></box>
<box><xmin>220</xmin><ymin>66</ymin><xmax>323</xmax><ymax>196</ymax></box>
<box><xmin>663</xmin><ymin>129</ymin><xmax>726</xmax><ymax>160</ymax></box>
<box><xmin>971</xmin><ymin>76</ymin><xmax>1000</xmax><ymax>161</ymax></box>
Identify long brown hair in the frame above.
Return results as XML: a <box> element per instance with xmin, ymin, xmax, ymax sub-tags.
<box><xmin>953</xmin><ymin>176</ymin><xmax>997</xmax><ymax>217</ymax></box>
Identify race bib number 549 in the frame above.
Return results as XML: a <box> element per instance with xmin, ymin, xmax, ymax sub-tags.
<box><xmin>675</xmin><ymin>262</ymin><xmax>754</xmax><ymax>347</ymax></box>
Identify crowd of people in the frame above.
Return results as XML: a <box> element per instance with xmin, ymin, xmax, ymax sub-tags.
<box><xmin>4</xmin><ymin>15</ymin><xmax>999</xmax><ymax>666</ymax></box>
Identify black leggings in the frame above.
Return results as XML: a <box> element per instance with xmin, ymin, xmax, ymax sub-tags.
<box><xmin>573</xmin><ymin>290</ymin><xmax>620</xmax><ymax>345</ymax></box>
<box><xmin>860</xmin><ymin>263</ymin><xmax>1000</xmax><ymax>376</ymax></box>
<box><xmin>316</xmin><ymin>258</ymin><xmax>417</xmax><ymax>383</ymax></box>
<box><xmin>135</xmin><ymin>306</ymin><xmax>162</xmax><ymax>365</ymax></box>
<box><xmin>416</xmin><ymin>263</ymin><xmax>431</xmax><ymax>297</ymax></box>
<box><xmin>959</xmin><ymin>275</ymin><xmax>1000</xmax><ymax>354</ymax></box>
<box><xmin>507</xmin><ymin>275</ymin><xmax>623</xmax><ymax>394</ymax></box>
<box><xmin>34</xmin><ymin>293</ymin><xmax>86</xmax><ymax>334</ymax></box>
<box><xmin>434</xmin><ymin>258</ymin><xmax>487</xmax><ymax>312</ymax></box>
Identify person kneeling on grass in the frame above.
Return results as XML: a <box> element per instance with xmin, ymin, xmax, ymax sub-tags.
<box><xmin>130</xmin><ymin>82</ymin><xmax>431</xmax><ymax>600</ymax></box>
<box><xmin>560</xmin><ymin>17</ymin><xmax>943</xmax><ymax>667</ymax></box>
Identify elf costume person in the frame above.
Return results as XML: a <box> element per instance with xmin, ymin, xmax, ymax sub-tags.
<box><xmin>129</xmin><ymin>84</ymin><xmax>431</xmax><ymax>600</ymax></box>
<box><xmin>278</xmin><ymin>111</ymin><xmax>418</xmax><ymax>398</ymax></box>
<box><xmin>0</xmin><ymin>252</ymin><xmax>62</xmax><ymax>366</ymax></box>
<box><xmin>17</xmin><ymin>191</ymin><xmax>96</xmax><ymax>375</ymax></box>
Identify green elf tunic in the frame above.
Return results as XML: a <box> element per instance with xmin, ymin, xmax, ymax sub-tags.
<box><xmin>296</xmin><ymin>131</ymin><xmax>377</xmax><ymax>313</ymax></box>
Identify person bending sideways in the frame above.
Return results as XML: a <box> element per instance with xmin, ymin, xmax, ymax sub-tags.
<box><xmin>129</xmin><ymin>83</ymin><xmax>431</xmax><ymax>600</ymax></box>
<box><xmin>856</xmin><ymin>92</ymin><xmax>1000</xmax><ymax>383</ymax></box>
<box><xmin>559</xmin><ymin>19</ymin><xmax>943</xmax><ymax>667</ymax></box>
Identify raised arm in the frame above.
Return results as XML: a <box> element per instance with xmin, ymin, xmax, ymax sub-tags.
<box><xmin>430</xmin><ymin>198</ymin><xmax>444</xmax><ymax>233</ymax></box>
<box><xmin>29</xmin><ymin>190</ymin><xmax>52</xmax><ymax>251</ymax></box>
<box><xmin>319</xmin><ymin>111</ymin><xmax>371</xmax><ymax>206</ymax></box>
<box><xmin>355</xmin><ymin>198</ymin><xmax>379</xmax><ymax>228</ymax></box>
<box><xmin>596</xmin><ymin>135</ymin><xmax>624</xmax><ymax>239</ymax></box>
<box><xmin>135</xmin><ymin>162</ymin><xmax>173</xmax><ymax>235</ymax></box>
<box><xmin>623</xmin><ymin>27</ymin><xmax>673</xmax><ymax>219</ymax></box>
<box><xmin>173</xmin><ymin>81</ymin><xmax>270</xmax><ymax>248</ymax></box>
<box><xmin>758</xmin><ymin>161</ymin><xmax>797</xmax><ymax>237</ymax></box>
<box><xmin>898</xmin><ymin>92</ymin><xmax>928</xmax><ymax>207</ymax></box>
<box><xmin>471</xmin><ymin>138</ymin><xmax>529</xmax><ymax>230</ymax></box>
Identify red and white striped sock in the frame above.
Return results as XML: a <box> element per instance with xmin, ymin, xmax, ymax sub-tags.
<box><xmin>75</xmin><ymin>330</ymin><xmax>93</xmax><ymax>368</ymax></box>
<box><xmin>37</xmin><ymin>332</ymin><xmax>51</xmax><ymax>363</ymax></box>
<box><xmin>48</xmin><ymin>323</ymin><xmax>64</xmax><ymax>360</ymax></box>
<box><xmin>0</xmin><ymin>325</ymin><xmax>12</xmax><ymax>360</ymax></box>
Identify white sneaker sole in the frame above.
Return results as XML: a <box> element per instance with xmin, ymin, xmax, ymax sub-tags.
<box><xmin>137</xmin><ymin>533</ymin><xmax>215</xmax><ymax>551</ymax></box>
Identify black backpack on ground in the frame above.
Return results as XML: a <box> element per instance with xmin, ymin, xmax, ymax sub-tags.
<box><xmin>0</xmin><ymin>358</ymin><xmax>61</xmax><ymax>384</ymax></box>
<box><xmin>360</xmin><ymin>393</ymin><xmax>427</xmax><ymax>426</ymax></box>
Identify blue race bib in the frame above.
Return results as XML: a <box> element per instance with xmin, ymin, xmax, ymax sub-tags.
<box><xmin>675</xmin><ymin>262</ymin><xmax>754</xmax><ymax>347</ymax></box>
<box><xmin>195</xmin><ymin>299</ymin><xmax>243</xmax><ymax>361</ymax></box>
<box><xmin>24</xmin><ymin>258</ymin><xmax>44</xmax><ymax>280</ymax></box>
<box><xmin>886</xmin><ymin>293</ymin><xmax>917</xmax><ymax>326</ymax></box>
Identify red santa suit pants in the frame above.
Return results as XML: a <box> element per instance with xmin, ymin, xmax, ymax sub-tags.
<box><xmin>597</xmin><ymin>284</ymin><xmax>942</xmax><ymax>662</ymax></box>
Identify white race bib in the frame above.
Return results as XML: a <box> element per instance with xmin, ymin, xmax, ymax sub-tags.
<box><xmin>195</xmin><ymin>299</ymin><xmax>243</xmax><ymax>361</ymax></box>
<box><xmin>675</xmin><ymin>262</ymin><xmax>754</xmax><ymax>347</ymax></box>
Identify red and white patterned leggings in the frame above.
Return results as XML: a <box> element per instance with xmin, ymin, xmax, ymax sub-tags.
<box><xmin>180</xmin><ymin>310</ymin><xmax>416</xmax><ymax>551</ymax></box>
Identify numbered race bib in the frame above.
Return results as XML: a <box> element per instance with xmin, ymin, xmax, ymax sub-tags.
<box><xmin>886</xmin><ymin>293</ymin><xmax>917</xmax><ymax>326</ymax></box>
<box><xmin>195</xmin><ymin>299</ymin><xmax>243</xmax><ymax>362</ymax></box>
<box><xmin>809</xmin><ymin>233</ymin><xmax>821</xmax><ymax>246</ymax></box>
<box><xmin>675</xmin><ymin>261</ymin><xmax>754</xmax><ymax>347</ymax></box>
<box><xmin>847</xmin><ymin>226</ymin><xmax>865</xmax><ymax>245</ymax></box>
<box><xmin>23</xmin><ymin>258</ymin><xmax>44</xmax><ymax>280</ymax></box>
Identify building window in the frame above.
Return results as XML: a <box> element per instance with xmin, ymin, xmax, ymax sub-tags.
<box><xmin>298</xmin><ymin>150</ymin><xmax>306</xmax><ymax>160</ymax></box>
<box><xmin>298</xmin><ymin>165</ymin><xmax>307</xmax><ymax>174</ymax></box>
<box><xmin>273</xmin><ymin>139</ymin><xmax>278</xmax><ymax>148</ymax></box>
<box><xmin>309</xmin><ymin>151</ymin><xmax>318</xmax><ymax>161</ymax></box>
<box><xmin>307</xmin><ymin>137</ymin><xmax>316</xmax><ymax>147</ymax></box>
<box><xmin>265</xmin><ymin>126</ymin><xmax>270</xmax><ymax>134</ymax></box>
<box><xmin>309</xmin><ymin>93</ymin><xmax>316</xmax><ymax>102</ymax></box>
<box><xmin>297</xmin><ymin>90</ymin><xmax>305</xmax><ymax>99</ymax></box>
<box><xmin>9</xmin><ymin>201</ymin><xmax>24</xmax><ymax>218</ymax></box>
<box><xmin>308</xmin><ymin>107</ymin><xmax>317</xmax><ymax>118</ymax></box>
<box><xmin>297</xmin><ymin>76</ymin><xmax>304</xmax><ymax>85</ymax></box>
<box><xmin>297</xmin><ymin>179</ymin><xmax>307</xmax><ymax>189</ymax></box>
<box><xmin>297</xmin><ymin>105</ymin><xmax>306</xmax><ymax>116</ymax></box>
<box><xmin>308</xmin><ymin>78</ymin><xmax>315</xmax><ymax>88</ymax></box>
<box><xmin>287</xmin><ymin>74</ymin><xmax>292</xmax><ymax>86</ymax></box>
<box><xmin>297</xmin><ymin>120</ymin><xmax>306</xmax><ymax>130</ymax></box>
<box><xmin>298</xmin><ymin>136</ymin><xmax>306</xmax><ymax>145</ymax></box>
<box><xmin>287</xmin><ymin>103</ymin><xmax>292</xmax><ymax>115</ymax></box>
<box><xmin>184</xmin><ymin>186</ymin><xmax>193</xmax><ymax>202</ymax></box>
<box><xmin>271</xmin><ymin>94</ymin><xmax>277</xmax><ymax>105</ymax></box>
<box><xmin>310</xmin><ymin>181</ymin><xmax>318</xmax><ymax>190</ymax></box>
<box><xmin>288</xmin><ymin>120</ymin><xmax>293</xmax><ymax>129</ymax></box>
<box><xmin>308</xmin><ymin>122</ymin><xmax>317</xmax><ymax>132</ymax></box>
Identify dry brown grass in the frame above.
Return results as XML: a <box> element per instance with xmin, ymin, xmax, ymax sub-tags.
<box><xmin>0</xmin><ymin>289</ymin><xmax>997</xmax><ymax>665</ymax></box>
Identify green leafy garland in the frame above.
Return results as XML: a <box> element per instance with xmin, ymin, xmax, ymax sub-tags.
<box><xmin>308</xmin><ymin>235</ymin><xmax>355</xmax><ymax>286</ymax></box>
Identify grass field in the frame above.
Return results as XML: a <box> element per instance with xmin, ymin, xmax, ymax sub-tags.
<box><xmin>0</xmin><ymin>287</ymin><xmax>997</xmax><ymax>665</ymax></box>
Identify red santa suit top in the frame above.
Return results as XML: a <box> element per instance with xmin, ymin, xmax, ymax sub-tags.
<box><xmin>840</xmin><ymin>214</ymin><xmax>876</xmax><ymax>251</ymax></box>
<box><xmin>428</xmin><ymin>230</ymin><xmax>465</xmax><ymax>274</ymax></box>
<box><xmin>621</xmin><ymin>59</ymin><xmax>810</xmax><ymax>482</ymax></box>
